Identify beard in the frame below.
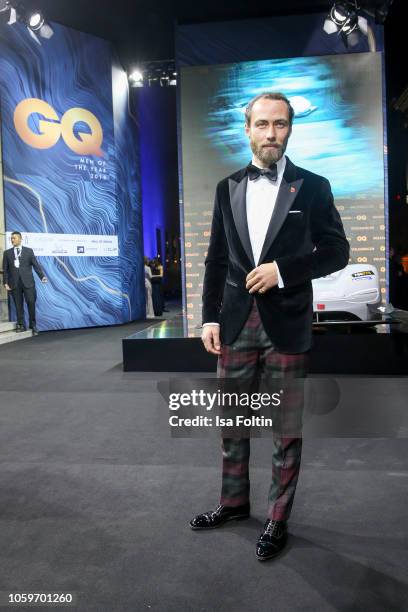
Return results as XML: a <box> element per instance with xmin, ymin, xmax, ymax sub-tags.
<box><xmin>250</xmin><ymin>139</ymin><xmax>287</xmax><ymax>166</ymax></box>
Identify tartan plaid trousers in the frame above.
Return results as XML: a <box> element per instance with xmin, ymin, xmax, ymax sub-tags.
<box><xmin>217</xmin><ymin>300</ymin><xmax>309</xmax><ymax>521</ymax></box>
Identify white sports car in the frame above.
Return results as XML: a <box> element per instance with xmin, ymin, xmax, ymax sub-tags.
<box><xmin>312</xmin><ymin>264</ymin><xmax>381</xmax><ymax>322</ymax></box>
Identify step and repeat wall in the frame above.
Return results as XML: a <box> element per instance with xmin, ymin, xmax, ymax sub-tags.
<box><xmin>0</xmin><ymin>22</ymin><xmax>144</xmax><ymax>329</ymax></box>
<box><xmin>176</xmin><ymin>16</ymin><xmax>387</xmax><ymax>335</ymax></box>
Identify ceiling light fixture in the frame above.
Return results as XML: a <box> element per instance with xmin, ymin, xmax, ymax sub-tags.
<box><xmin>27</xmin><ymin>10</ymin><xmax>44</xmax><ymax>31</ymax></box>
<box><xmin>128</xmin><ymin>60</ymin><xmax>177</xmax><ymax>88</ymax></box>
<box><xmin>0</xmin><ymin>0</ymin><xmax>17</xmax><ymax>25</ymax></box>
<box><xmin>323</xmin><ymin>1</ymin><xmax>367</xmax><ymax>47</ymax></box>
<box><xmin>1</xmin><ymin>3</ymin><xmax>53</xmax><ymax>41</ymax></box>
<box><xmin>129</xmin><ymin>69</ymin><xmax>144</xmax><ymax>87</ymax></box>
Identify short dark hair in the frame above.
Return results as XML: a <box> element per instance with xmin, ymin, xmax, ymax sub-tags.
<box><xmin>11</xmin><ymin>231</ymin><xmax>22</xmax><ymax>238</ymax></box>
<box><xmin>245</xmin><ymin>92</ymin><xmax>294</xmax><ymax>126</ymax></box>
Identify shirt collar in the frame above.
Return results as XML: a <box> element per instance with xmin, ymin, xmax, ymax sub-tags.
<box><xmin>250</xmin><ymin>154</ymin><xmax>286</xmax><ymax>178</ymax></box>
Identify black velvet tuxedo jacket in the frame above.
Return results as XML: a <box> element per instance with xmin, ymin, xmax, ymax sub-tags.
<box><xmin>2</xmin><ymin>246</ymin><xmax>45</xmax><ymax>290</ymax></box>
<box><xmin>202</xmin><ymin>157</ymin><xmax>350</xmax><ymax>353</ymax></box>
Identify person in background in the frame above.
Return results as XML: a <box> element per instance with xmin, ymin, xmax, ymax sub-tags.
<box><xmin>151</xmin><ymin>258</ymin><xmax>164</xmax><ymax>278</ymax></box>
<box><xmin>2</xmin><ymin>231</ymin><xmax>47</xmax><ymax>336</ymax></box>
<box><xmin>150</xmin><ymin>257</ymin><xmax>165</xmax><ymax>315</ymax></box>
<box><xmin>144</xmin><ymin>257</ymin><xmax>155</xmax><ymax>319</ymax></box>
<box><xmin>389</xmin><ymin>246</ymin><xmax>408</xmax><ymax>310</ymax></box>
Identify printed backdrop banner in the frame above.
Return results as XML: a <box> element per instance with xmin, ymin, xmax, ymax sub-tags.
<box><xmin>0</xmin><ymin>21</ymin><xmax>143</xmax><ymax>329</ymax></box>
<box><xmin>179</xmin><ymin>53</ymin><xmax>386</xmax><ymax>333</ymax></box>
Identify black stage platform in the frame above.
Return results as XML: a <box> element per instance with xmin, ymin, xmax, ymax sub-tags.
<box><xmin>122</xmin><ymin>310</ymin><xmax>408</xmax><ymax>376</ymax></box>
<box><xmin>122</xmin><ymin>310</ymin><xmax>408</xmax><ymax>374</ymax></box>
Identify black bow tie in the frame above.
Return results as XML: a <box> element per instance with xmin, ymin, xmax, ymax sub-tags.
<box><xmin>247</xmin><ymin>163</ymin><xmax>278</xmax><ymax>183</ymax></box>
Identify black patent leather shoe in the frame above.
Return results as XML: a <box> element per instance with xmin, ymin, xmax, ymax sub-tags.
<box><xmin>256</xmin><ymin>520</ymin><xmax>288</xmax><ymax>560</ymax></box>
<box><xmin>190</xmin><ymin>503</ymin><xmax>250</xmax><ymax>530</ymax></box>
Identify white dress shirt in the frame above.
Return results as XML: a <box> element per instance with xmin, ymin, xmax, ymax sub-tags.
<box><xmin>246</xmin><ymin>155</ymin><xmax>285</xmax><ymax>287</ymax></box>
<box><xmin>203</xmin><ymin>156</ymin><xmax>286</xmax><ymax>327</ymax></box>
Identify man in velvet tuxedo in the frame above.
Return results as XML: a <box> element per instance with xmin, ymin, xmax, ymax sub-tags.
<box><xmin>189</xmin><ymin>92</ymin><xmax>349</xmax><ymax>560</ymax></box>
<box><xmin>3</xmin><ymin>231</ymin><xmax>47</xmax><ymax>335</ymax></box>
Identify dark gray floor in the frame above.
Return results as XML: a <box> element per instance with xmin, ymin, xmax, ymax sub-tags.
<box><xmin>0</xmin><ymin>322</ymin><xmax>407</xmax><ymax>612</ymax></box>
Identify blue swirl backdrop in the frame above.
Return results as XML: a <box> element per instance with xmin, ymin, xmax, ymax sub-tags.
<box><xmin>0</xmin><ymin>22</ymin><xmax>144</xmax><ymax>329</ymax></box>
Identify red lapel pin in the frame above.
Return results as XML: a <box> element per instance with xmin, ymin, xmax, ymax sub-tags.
<box><xmin>290</xmin><ymin>186</ymin><xmax>296</xmax><ymax>193</ymax></box>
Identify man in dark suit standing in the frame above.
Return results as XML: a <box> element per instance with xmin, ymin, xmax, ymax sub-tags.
<box><xmin>189</xmin><ymin>92</ymin><xmax>349</xmax><ymax>560</ymax></box>
<box><xmin>2</xmin><ymin>231</ymin><xmax>47</xmax><ymax>335</ymax></box>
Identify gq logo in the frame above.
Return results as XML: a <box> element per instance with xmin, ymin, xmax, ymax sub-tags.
<box><xmin>13</xmin><ymin>98</ymin><xmax>103</xmax><ymax>156</ymax></box>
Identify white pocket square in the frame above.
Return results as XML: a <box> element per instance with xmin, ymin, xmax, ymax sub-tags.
<box><xmin>288</xmin><ymin>210</ymin><xmax>302</xmax><ymax>214</ymax></box>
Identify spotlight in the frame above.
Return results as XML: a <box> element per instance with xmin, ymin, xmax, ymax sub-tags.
<box><xmin>129</xmin><ymin>60</ymin><xmax>177</xmax><ymax>88</ymax></box>
<box><xmin>1</xmin><ymin>2</ymin><xmax>54</xmax><ymax>40</ymax></box>
<box><xmin>129</xmin><ymin>69</ymin><xmax>144</xmax><ymax>87</ymax></box>
<box><xmin>332</xmin><ymin>3</ymin><xmax>353</xmax><ymax>25</ymax></box>
<box><xmin>327</xmin><ymin>2</ymin><xmax>358</xmax><ymax>33</ymax></box>
<box><xmin>27</xmin><ymin>10</ymin><xmax>44</xmax><ymax>31</ymax></box>
<box><xmin>0</xmin><ymin>1</ymin><xmax>16</xmax><ymax>25</ymax></box>
<box><xmin>25</xmin><ymin>8</ymin><xmax>54</xmax><ymax>40</ymax></box>
<box><xmin>323</xmin><ymin>1</ymin><xmax>365</xmax><ymax>47</ymax></box>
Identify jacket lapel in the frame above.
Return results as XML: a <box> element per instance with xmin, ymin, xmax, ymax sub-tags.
<box><xmin>228</xmin><ymin>174</ymin><xmax>255</xmax><ymax>267</ymax></box>
<box><xmin>258</xmin><ymin>158</ymin><xmax>303</xmax><ymax>264</ymax></box>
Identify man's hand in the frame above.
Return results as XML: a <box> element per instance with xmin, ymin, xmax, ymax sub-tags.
<box><xmin>246</xmin><ymin>262</ymin><xmax>279</xmax><ymax>294</ymax></box>
<box><xmin>201</xmin><ymin>325</ymin><xmax>222</xmax><ymax>355</ymax></box>
<box><xmin>41</xmin><ymin>277</ymin><xmax>48</xmax><ymax>283</ymax></box>
<box><xmin>4</xmin><ymin>284</ymin><xmax>11</xmax><ymax>291</ymax></box>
